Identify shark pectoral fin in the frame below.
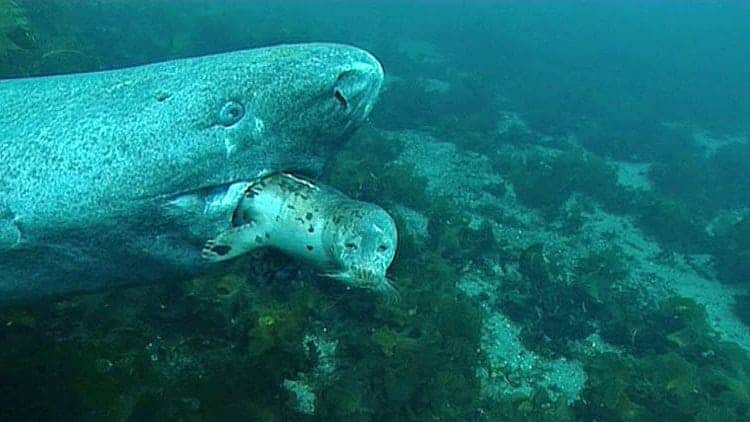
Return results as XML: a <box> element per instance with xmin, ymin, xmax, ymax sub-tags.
<box><xmin>201</xmin><ymin>223</ymin><xmax>265</xmax><ymax>262</ymax></box>
<box><xmin>162</xmin><ymin>194</ymin><xmax>203</xmax><ymax>221</ymax></box>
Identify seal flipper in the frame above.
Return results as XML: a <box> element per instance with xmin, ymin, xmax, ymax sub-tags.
<box><xmin>201</xmin><ymin>223</ymin><xmax>267</xmax><ymax>262</ymax></box>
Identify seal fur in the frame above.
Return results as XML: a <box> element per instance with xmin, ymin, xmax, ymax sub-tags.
<box><xmin>202</xmin><ymin>173</ymin><xmax>399</xmax><ymax>302</ymax></box>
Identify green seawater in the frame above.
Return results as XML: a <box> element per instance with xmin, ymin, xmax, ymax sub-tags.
<box><xmin>2</xmin><ymin>1</ymin><xmax>750</xmax><ymax>420</ymax></box>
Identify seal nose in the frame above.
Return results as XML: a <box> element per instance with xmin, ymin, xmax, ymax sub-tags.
<box><xmin>332</xmin><ymin>54</ymin><xmax>384</xmax><ymax>118</ymax></box>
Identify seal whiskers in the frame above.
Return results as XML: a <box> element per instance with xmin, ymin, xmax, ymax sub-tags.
<box><xmin>321</xmin><ymin>267</ymin><xmax>400</xmax><ymax>304</ymax></box>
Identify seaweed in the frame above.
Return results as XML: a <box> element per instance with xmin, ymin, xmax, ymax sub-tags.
<box><xmin>498</xmin><ymin>243</ymin><xmax>603</xmax><ymax>358</ymax></box>
<box><xmin>325</xmin><ymin>128</ymin><xmax>430</xmax><ymax>212</ymax></box>
<box><xmin>594</xmin><ymin>290</ymin><xmax>750</xmax><ymax>422</ymax></box>
<box><xmin>577</xmin><ymin>343</ymin><xmax>750</xmax><ymax>421</ymax></box>
<box><xmin>648</xmin><ymin>134</ymin><xmax>750</xmax><ymax>213</ymax></box>
<box><xmin>714</xmin><ymin>216</ymin><xmax>750</xmax><ymax>285</ymax></box>
<box><xmin>707</xmin><ymin>141</ymin><xmax>750</xmax><ymax>209</ymax></box>
<box><xmin>572</xmin><ymin>246</ymin><xmax>629</xmax><ymax>304</ymax></box>
<box><xmin>0</xmin><ymin>0</ymin><xmax>36</xmax><ymax>75</ymax></box>
<box><xmin>633</xmin><ymin>192</ymin><xmax>712</xmax><ymax>254</ymax></box>
<box><xmin>499</xmin><ymin>146</ymin><xmax>624</xmax><ymax>216</ymax></box>
<box><xmin>734</xmin><ymin>294</ymin><xmax>750</xmax><ymax>327</ymax></box>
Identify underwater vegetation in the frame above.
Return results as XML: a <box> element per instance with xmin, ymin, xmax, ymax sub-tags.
<box><xmin>632</xmin><ymin>193</ymin><xmax>711</xmax><ymax>254</ymax></box>
<box><xmin>0</xmin><ymin>0</ymin><xmax>91</xmax><ymax>76</ymax></box>
<box><xmin>492</xmin><ymin>144</ymin><xmax>626</xmax><ymax>218</ymax></box>
<box><xmin>495</xmin><ymin>240</ymin><xmax>750</xmax><ymax>420</ymax></box>
<box><xmin>498</xmin><ymin>243</ymin><xmax>602</xmax><ymax>358</ymax></box>
<box><xmin>714</xmin><ymin>216</ymin><xmax>750</xmax><ymax>286</ymax></box>
<box><xmin>578</xmin><ymin>343</ymin><xmax>750</xmax><ymax>421</ymax></box>
<box><xmin>0</xmin><ymin>0</ymin><xmax>34</xmax><ymax>73</ymax></box>
<box><xmin>373</xmin><ymin>70</ymin><xmax>499</xmax><ymax>136</ymax></box>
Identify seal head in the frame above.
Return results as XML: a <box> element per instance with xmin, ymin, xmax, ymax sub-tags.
<box><xmin>324</xmin><ymin>203</ymin><xmax>399</xmax><ymax>302</ymax></box>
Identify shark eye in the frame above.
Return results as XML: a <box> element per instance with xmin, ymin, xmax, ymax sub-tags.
<box><xmin>218</xmin><ymin>100</ymin><xmax>245</xmax><ymax>126</ymax></box>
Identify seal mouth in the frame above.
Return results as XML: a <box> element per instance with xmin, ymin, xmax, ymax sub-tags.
<box><xmin>323</xmin><ymin>266</ymin><xmax>399</xmax><ymax>304</ymax></box>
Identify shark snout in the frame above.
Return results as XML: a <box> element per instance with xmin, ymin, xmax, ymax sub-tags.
<box><xmin>332</xmin><ymin>54</ymin><xmax>384</xmax><ymax>119</ymax></box>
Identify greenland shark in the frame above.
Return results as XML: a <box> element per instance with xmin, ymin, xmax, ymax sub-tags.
<box><xmin>0</xmin><ymin>43</ymin><xmax>383</xmax><ymax>304</ymax></box>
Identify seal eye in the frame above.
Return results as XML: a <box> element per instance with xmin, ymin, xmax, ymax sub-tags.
<box><xmin>378</xmin><ymin>245</ymin><xmax>388</xmax><ymax>252</ymax></box>
<box><xmin>345</xmin><ymin>242</ymin><xmax>358</xmax><ymax>250</ymax></box>
<box><xmin>218</xmin><ymin>100</ymin><xmax>245</xmax><ymax>126</ymax></box>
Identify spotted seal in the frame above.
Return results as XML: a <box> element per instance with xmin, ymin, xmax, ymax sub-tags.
<box><xmin>202</xmin><ymin>173</ymin><xmax>399</xmax><ymax>302</ymax></box>
<box><xmin>0</xmin><ymin>43</ymin><xmax>383</xmax><ymax>305</ymax></box>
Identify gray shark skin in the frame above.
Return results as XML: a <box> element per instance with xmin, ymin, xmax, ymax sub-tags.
<box><xmin>0</xmin><ymin>43</ymin><xmax>383</xmax><ymax>304</ymax></box>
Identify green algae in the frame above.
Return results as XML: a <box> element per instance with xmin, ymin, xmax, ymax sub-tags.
<box><xmin>578</xmin><ymin>348</ymin><xmax>750</xmax><ymax>421</ymax></box>
<box><xmin>580</xmin><ymin>294</ymin><xmax>750</xmax><ymax>419</ymax></box>
<box><xmin>634</xmin><ymin>192</ymin><xmax>712</xmax><ymax>254</ymax></box>
<box><xmin>715</xmin><ymin>216</ymin><xmax>750</xmax><ymax>285</ymax></box>
<box><xmin>0</xmin><ymin>0</ymin><xmax>35</xmax><ymax>75</ymax></box>
<box><xmin>497</xmin><ymin>146</ymin><xmax>623</xmax><ymax>216</ymax></box>
<box><xmin>573</xmin><ymin>246</ymin><xmax>629</xmax><ymax>304</ymax></box>
<box><xmin>499</xmin><ymin>243</ymin><xmax>602</xmax><ymax>358</ymax></box>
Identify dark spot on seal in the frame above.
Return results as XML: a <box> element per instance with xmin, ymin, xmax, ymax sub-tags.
<box><xmin>155</xmin><ymin>91</ymin><xmax>171</xmax><ymax>102</ymax></box>
<box><xmin>255</xmin><ymin>235</ymin><xmax>264</xmax><ymax>244</ymax></box>
<box><xmin>212</xmin><ymin>244</ymin><xmax>232</xmax><ymax>256</ymax></box>
<box><xmin>305</xmin><ymin>212</ymin><xmax>313</xmax><ymax>220</ymax></box>
<box><xmin>307</xmin><ymin>225</ymin><xmax>315</xmax><ymax>233</ymax></box>
<box><xmin>288</xmin><ymin>204</ymin><xmax>296</xmax><ymax>210</ymax></box>
<box><xmin>245</xmin><ymin>187</ymin><xmax>259</xmax><ymax>198</ymax></box>
<box><xmin>265</xmin><ymin>232</ymin><xmax>270</xmax><ymax>239</ymax></box>
<box><xmin>306</xmin><ymin>245</ymin><xmax>314</xmax><ymax>251</ymax></box>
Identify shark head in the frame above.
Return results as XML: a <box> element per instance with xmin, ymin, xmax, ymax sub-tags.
<box><xmin>143</xmin><ymin>44</ymin><xmax>385</xmax><ymax>268</ymax></box>
<box><xmin>151</xmin><ymin>43</ymin><xmax>385</xmax><ymax>198</ymax></box>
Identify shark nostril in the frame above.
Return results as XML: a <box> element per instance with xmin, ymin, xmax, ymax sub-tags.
<box><xmin>334</xmin><ymin>88</ymin><xmax>348</xmax><ymax>110</ymax></box>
